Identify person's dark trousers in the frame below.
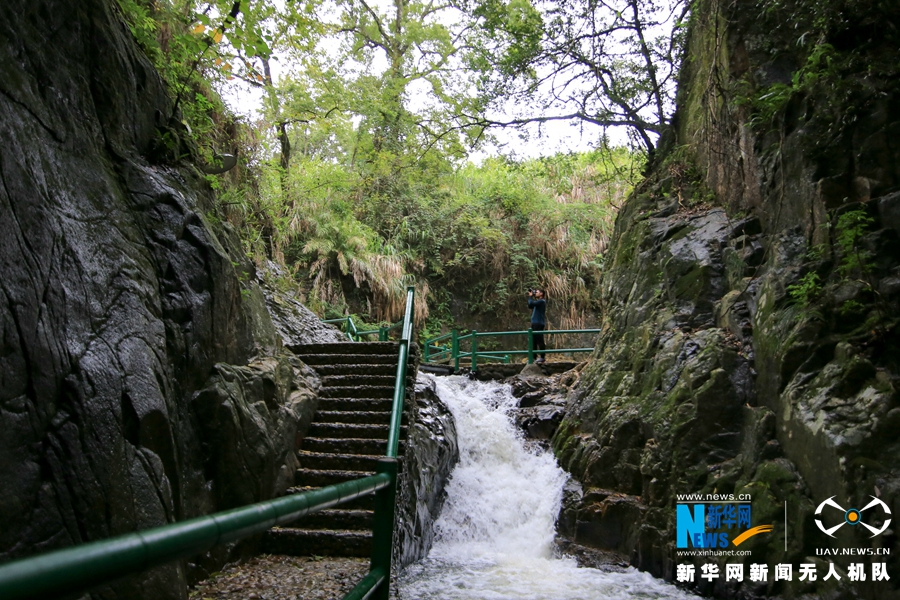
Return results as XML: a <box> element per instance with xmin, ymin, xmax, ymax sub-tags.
<box><xmin>532</xmin><ymin>323</ymin><xmax>546</xmax><ymax>360</ymax></box>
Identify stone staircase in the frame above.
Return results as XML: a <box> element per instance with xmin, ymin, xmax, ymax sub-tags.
<box><xmin>262</xmin><ymin>342</ymin><xmax>414</xmax><ymax>557</ymax></box>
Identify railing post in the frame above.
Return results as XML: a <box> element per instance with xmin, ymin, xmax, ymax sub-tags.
<box><xmin>379</xmin><ymin>326</ymin><xmax>387</xmax><ymax>342</ymax></box>
<box><xmin>471</xmin><ymin>331</ymin><xmax>478</xmax><ymax>372</ymax></box>
<box><xmin>452</xmin><ymin>329</ymin><xmax>459</xmax><ymax>372</ymax></box>
<box><xmin>424</xmin><ymin>340</ymin><xmax>430</xmax><ymax>363</ymax></box>
<box><xmin>527</xmin><ymin>328</ymin><xmax>534</xmax><ymax>364</ymax></box>
<box><xmin>370</xmin><ymin>457</ymin><xmax>399</xmax><ymax>600</ymax></box>
<box><xmin>404</xmin><ymin>287</ymin><xmax>415</xmax><ymax>343</ymax></box>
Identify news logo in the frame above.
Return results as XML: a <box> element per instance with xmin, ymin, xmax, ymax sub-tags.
<box><xmin>676</xmin><ymin>496</ymin><xmax>772</xmax><ymax>548</ymax></box>
<box><xmin>815</xmin><ymin>496</ymin><xmax>891</xmax><ymax>538</ymax></box>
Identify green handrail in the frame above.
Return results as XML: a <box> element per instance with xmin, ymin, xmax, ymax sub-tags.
<box><xmin>362</xmin><ymin>285</ymin><xmax>414</xmax><ymax>600</ymax></box>
<box><xmin>342</xmin><ymin>566</ymin><xmax>387</xmax><ymax>600</ymax></box>
<box><xmin>423</xmin><ymin>327</ymin><xmax>601</xmax><ymax>369</ymax></box>
<box><xmin>322</xmin><ymin>316</ymin><xmax>361</xmax><ymax>341</ymax></box>
<box><xmin>322</xmin><ymin>316</ymin><xmax>404</xmax><ymax>342</ymax></box>
<box><xmin>0</xmin><ymin>473</ymin><xmax>390</xmax><ymax>600</ymax></box>
<box><xmin>386</xmin><ymin>286</ymin><xmax>415</xmax><ymax>459</ymax></box>
<box><xmin>0</xmin><ymin>288</ymin><xmax>418</xmax><ymax>600</ymax></box>
<box><xmin>423</xmin><ymin>331</ymin><xmax>453</xmax><ymax>363</ymax></box>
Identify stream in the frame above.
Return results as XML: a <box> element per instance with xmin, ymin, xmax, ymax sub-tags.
<box><xmin>397</xmin><ymin>375</ymin><xmax>695</xmax><ymax>600</ymax></box>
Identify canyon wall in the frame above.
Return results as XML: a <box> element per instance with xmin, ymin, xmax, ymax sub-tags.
<box><xmin>0</xmin><ymin>1</ymin><xmax>342</xmax><ymax>597</ymax></box>
<box><xmin>554</xmin><ymin>1</ymin><xmax>900</xmax><ymax>597</ymax></box>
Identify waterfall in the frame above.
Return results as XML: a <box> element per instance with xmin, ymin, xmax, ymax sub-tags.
<box><xmin>398</xmin><ymin>375</ymin><xmax>695</xmax><ymax>600</ymax></box>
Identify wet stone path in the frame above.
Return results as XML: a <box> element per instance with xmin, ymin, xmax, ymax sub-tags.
<box><xmin>189</xmin><ymin>555</ymin><xmax>369</xmax><ymax>600</ymax></box>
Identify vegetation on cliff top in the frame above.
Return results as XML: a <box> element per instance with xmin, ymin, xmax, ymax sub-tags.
<box><xmin>114</xmin><ymin>0</ymin><xmax>689</xmax><ymax>334</ymax></box>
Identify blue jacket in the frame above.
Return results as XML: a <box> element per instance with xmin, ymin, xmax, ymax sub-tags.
<box><xmin>528</xmin><ymin>297</ymin><xmax>546</xmax><ymax>325</ymax></box>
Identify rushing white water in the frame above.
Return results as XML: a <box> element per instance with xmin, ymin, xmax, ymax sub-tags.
<box><xmin>398</xmin><ymin>375</ymin><xmax>695</xmax><ymax>600</ymax></box>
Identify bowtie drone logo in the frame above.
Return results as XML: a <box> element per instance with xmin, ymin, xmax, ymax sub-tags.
<box><xmin>815</xmin><ymin>496</ymin><xmax>892</xmax><ymax>538</ymax></box>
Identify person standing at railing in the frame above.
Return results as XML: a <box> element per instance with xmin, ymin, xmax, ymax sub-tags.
<box><xmin>527</xmin><ymin>288</ymin><xmax>547</xmax><ymax>364</ymax></box>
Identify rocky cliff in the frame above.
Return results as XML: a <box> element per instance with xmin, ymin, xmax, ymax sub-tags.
<box><xmin>394</xmin><ymin>375</ymin><xmax>459</xmax><ymax>570</ymax></box>
<box><xmin>552</xmin><ymin>0</ymin><xmax>900</xmax><ymax>597</ymax></box>
<box><xmin>0</xmin><ymin>1</ymin><xmax>343</xmax><ymax>598</ymax></box>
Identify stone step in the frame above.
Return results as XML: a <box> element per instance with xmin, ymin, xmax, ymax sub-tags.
<box><xmin>286</xmin><ymin>486</ymin><xmax>376</xmax><ymax>511</ymax></box>
<box><xmin>307</xmin><ymin>422</ymin><xmax>400</xmax><ymax>439</ymax></box>
<box><xmin>295</xmin><ymin>468</ymin><xmax>376</xmax><ymax>487</ymax></box>
<box><xmin>262</xmin><ymin>528</ymin><xmax>372</xmax><ymax>557</ymax></box>
<box><xmin>261</xmin><ymin>336</ymin><xmax>417</xmax><ymax>560</ymax></box>
<box><xmin>297</xmin><ymin>353</ymin><xmax>400</xmax><ymax>366</ymax></box>
<box><xmin>301</xmin><ymin>437</ymin><xmax>404</xmax><ymax>455</ymax></box>
<box><xmin>287</xmin><ymin>342</ymin><xmax>399</xmax><ymax>356</ymax></box>
<box><xmin>297</xmin><ymin>450</ymin><xmax>384</xmax><ymax>472</ymax></box>
<box><xmin>297</xmin><ymin>509</ymin><xmax>373</xmax><ymax>531</ymax></box>
<box><xmin>314</xmin><ymin>410</ymin><xmax>406</xmax><ymax>425</ymax></box>
<box><xmin>317</xmin><ymin>397</ymin><xmax>395</xmax><ymax>412</ymax></box>
<box><xmin>320</xmin><ymin>385</ymin><xmax>395</xmax><ymax>399</ymax></box>
<box><xmin>321</xmin><ymin>374</ymin><xmax>398</xmax><ymax>387</ymax></box>
<box><xmin>315</xmin><ymin>364</ymin><xmax>398</xmax><ymax>376</ymax></box>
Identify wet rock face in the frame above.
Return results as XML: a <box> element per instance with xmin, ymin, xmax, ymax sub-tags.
<box><xmin>0</xmin><ymin>1</ymin><xmax>330</xmax><ymax>598</ymax></box>
<box><xmin>184</xmin><ymin>354</ymin><xmax>321</xmax><ymax>581</ymax></box>
<box><xmin>394</xmin><ymin>375</ymin><xmax>459</xmax><ymax>569</ymax></box>
<box><xmin>190</xmin><ymin>356</ymin><xmax>320</xmax><ymax>511</ymax></box>
<box><xmin>506</xmin><ymin>368</ymin><xmax>582</xmax><ymax>442</ymax></box>
<box><xmin>556</xmin><ymin>0</ymin><xmax>900</xmax><ymax>595</ymax></box>
<box><xmin>258</xmin><ymin>262</ymin><xmax>348</xmax><ymax>346</ymax></box>
<box><xmin>548</xmin><ymin>200</ymin><xmax>759</xmax><ymax>579</ymax></box>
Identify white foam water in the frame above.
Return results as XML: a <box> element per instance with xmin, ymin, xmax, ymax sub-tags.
<box><xmin>397</xmin><ymin>375</ymin><xmax>695</xmax><ymax>600</ymax></box>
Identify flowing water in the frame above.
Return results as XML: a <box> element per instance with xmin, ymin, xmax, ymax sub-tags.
<box><xmin>397</xmin><ymin>375</ymin><xmax>695</xmax><ymax>600</ymax></box>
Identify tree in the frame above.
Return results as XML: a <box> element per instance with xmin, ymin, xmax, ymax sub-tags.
<box><xmin>118</xmin><ymin>0</ymin><xmax>642</xmax><ymax>328</ymax></box>
<box><xmin>328</xmin><ymin>0</ymin><xmax>485</xmax><ymax>188</ymax></box>
<box><xmin>462</xmin><ymin>0</ymin><xmax>689</xmax><ymax>160</ymax></box>
<box><xmin>207</xmin><ymin>0</ymin><xmax>325</xmax><ymax>179</ymax></box>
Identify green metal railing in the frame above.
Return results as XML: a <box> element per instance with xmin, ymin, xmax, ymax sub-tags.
<box><xmin>0</xmin><ymin>474</ymin><xmax>391</xmax><ymax>600</ymax></box>
<box><xmin>322</xmin><ymin>316</ymin><xmax>402</xmax><ymax>342</ymax></box>
<box><xmin>424</xmin><ymin>327</ymin><xmax>601</xmax><ymax>371</ymax></box>
<box><xmin>342</xmin><ymin>285</ymin><xmax>414</xmax><ymax>600</ymax></box>
<box><xmin>0</xmin><ymin>287</ymin><xmax>417</xmax><ymax>600</ymax></box>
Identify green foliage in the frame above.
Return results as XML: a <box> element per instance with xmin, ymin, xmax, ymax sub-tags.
<box><xmin>787</xmin><ymin>208</ymin><xmax>888</xmax><ymax>335</ymax></box>
<box><xmin>752</xmin><ymin>42</ymin><xmax>838</xmax><ymax>110</ymax></box>
<box><xmin>116</xmin><ymin>0</ymin><xmax>160</xmax><ymax>56</ymax></box>
<box><xmin>787</xmin><ymin>272</ymin><xmax>821</xmax><ymax>307</ymax></box>
<box><xmin>119</xmin><ymin>0</ymin><xmax>641</xmax><ymax>332</ymax></box>
<box><xmin>472</xmin><ymin>0</ymin><xmax>545</xmax><ymax>78</ymax></box>
<box><xmin>114</xmin><ymin>0</ymin><xmax>285</xmax><ymax>164</ymax></box>
<box><xmin>742</xmin><ymin>44</ymin><xmax>839</xmax><ymax>131</ymax></box>
<box><xmin>839</xmin><ymin>299</ymin><xmax>865</xmax><ymax>316</ymax></box>
<box><xmin>806</xmin><ymin>243</ymin><xmax>827</xmax><ymax>262</ymax></box>
<box><xmin>660</xmin><ymin>146</ymin><xmax>716</xmax><ymax>206</ymax></box>
<box><xmin>834</xmin><ymin>208</ymin><xmax>874</xmax><ymax>277</ymax></box>
<box><xmin>740</xmin><ymin>82</ymin><xmax>792</xmax><ymax>130</ymax></box>
<box><xmin>227</xmin><ymin>136</ymin><xmax>635</xmax><ymax>328</ymax></box>
<box><xmin>743</xmin><ymin>0</ymin><xmax>900</xmax><ymax>132</ymax></box>
<box><xmin>785</xmin><ymin>243</ymin><xmax>828</xmax><ymax>309</ymax></box>
<box><xmin>832</xmin><ymin>208</ymin><xmax>888</xmax><ymax>332</ymax></box>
